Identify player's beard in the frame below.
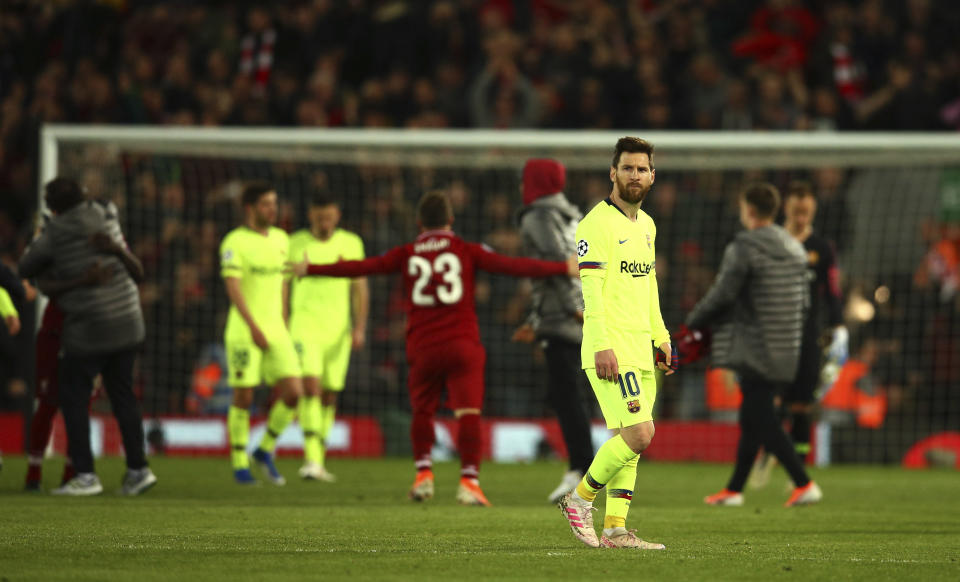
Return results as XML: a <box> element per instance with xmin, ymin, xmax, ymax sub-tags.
<box><xmin>254</xmin><ymin>210</ymin><xmax>275</xmax><ymax>229</ymax></box>
<box><xmin>616</xmin><ymin>175</ymin><xmax>652</xmax><ymax>206</ymax></box>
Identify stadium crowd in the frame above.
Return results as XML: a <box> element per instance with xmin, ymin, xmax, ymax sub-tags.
<box><xmin>1</xmin><ymin>1</ymin><xmax>958</xmax><ymax>461</ymax></box>
<box><xmin>3</xmin><ymin>0</ymin><xmax>960</xmax><ymax>247</ymax></box>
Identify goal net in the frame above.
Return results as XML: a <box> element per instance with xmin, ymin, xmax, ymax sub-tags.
<box><xmin>40</xmin><ymin>127</ymin><xmax>960</xmax><ymax>467</ymax></box>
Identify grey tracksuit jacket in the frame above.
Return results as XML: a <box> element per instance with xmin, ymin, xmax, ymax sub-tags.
<box><xmin>19</xmin><ymin>200</ymin><xmax>145</xmax><ymax>356</ymax></box>
<box><xmin>686</xmin><ymin>224</ymin><xmax>808</xmax><ymax>383</ymax></box>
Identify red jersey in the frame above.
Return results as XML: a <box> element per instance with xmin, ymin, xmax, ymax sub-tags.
<box><xmin>39</xmin><ymin>301</ymin><xmax>65</xmax><ymax>334</ymax></box>
<box><xmin>307</xmin><ymin>230</ymin><xmax>568</xmax><ymax>351</ymax></box>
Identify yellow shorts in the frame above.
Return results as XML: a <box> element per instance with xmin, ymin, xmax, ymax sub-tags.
<box><xmin>292</xmin><ymin>328</ymin><xmax>352</xmax><ymax>391</ymax></box>
<box><xmin>585</xmin><ymin>366</ymin><xmax>657</xmax><ymax>428</ymax></box>
<box><xmin>226</xmin><ymin>329</ymin><xmax>301</xmax><ymax>389</ymax></box>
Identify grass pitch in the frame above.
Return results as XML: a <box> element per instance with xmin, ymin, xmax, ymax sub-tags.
<box><xmin>1</xmin><ymin>456</ymin><xmax>958</xmax><ymax>581</ymax></box>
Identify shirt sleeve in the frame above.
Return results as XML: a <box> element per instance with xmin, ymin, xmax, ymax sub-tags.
<box><xmin>307</xmin><ymin>245</ymin><xmax>405</xmax><ymax>277</ymax></box>
<box><xmin>686</xmin><ymin>238</ymin><xmax>750</xmax><ymax>330</ymax></box>
<box><xmin>0</xmin><ymin>287</ymin><xmax>17</xmax><ymax>319</ymax></box>
<box><xmin>576</xmin><ymin>216</ymin><xmax>612</xmax><ymax>352</ymax></box>
<box><xmin>648</xmin><ymin>228</ymin><xmax>670</xmax><ymax>347</ymax></box>
<box><xmin>470</xmin><ymin>243</ymin><xmax>568</xmax><ymax>277</ymax></box>
<box><xmin>220</xmin><ymin>233</ymin><xmax>243</xmax><ymax>280</ymax></box>
<box><xmin>17</xmin><ymin>232</ymin><xmax>55</xmax><ymax>279</ymax></box>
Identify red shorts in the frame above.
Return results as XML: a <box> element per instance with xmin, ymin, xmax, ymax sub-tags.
<box><xmin>35</xmin><ymin>327</ymin><xmax>61</xmax><ymax>405</ymax></box>
<box><xmin>407</xmin><ymin>339</ymin><xmax>486</xmax><ymax>413</ymax></box>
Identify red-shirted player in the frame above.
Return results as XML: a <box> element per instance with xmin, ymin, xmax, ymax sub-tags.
<box><xmin>289</xmin><ymin>191</ymin><xmax>578</xmax><ymax>505</ymax></box>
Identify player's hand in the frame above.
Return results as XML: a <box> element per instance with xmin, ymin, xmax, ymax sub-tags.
<box><xmin>284</xmin><ymin>252</ymin><xmax>310</xmax><ymax>278</ymax></box>
<box><xmin>90</xmin><ymin>231</ymin><xmax>120</xmax><ymax>254</ymax></box>
<box><xmin>352</xmin><ymin>326</ymin><xmax>366</xmax><ymax>349</ymax></box>
<box><xmin>250</xmin><ymin>324</ymin><xmax>269</xmax><ymax>351</ymax></box>
<box><xmin>4</xmin><ymin>315</ymin><xmax>20</xmax><ymax>336</ymax></box>
<box><xmin>566</xmin><ymin>255</ymin><xmax>579</xmax><ymax>277</ymax></box>
<box><xmin>83</xmin><ymin>260</ymin><xmax>113</xmax><ymax>286</ymax></box>
<box><xmin>656</xmin><ymin>341</ymin><xmax>677</xmax><ymax>375</ymax></box>
<box><xmin>595</xmin><ymin>349</ymin><xmax>619</xmax><ymax>382</ymax></box>
<box><xmin>510</xmin><ymin>323</ymin><xmax>535</xmax><ymax>343</ymax></box>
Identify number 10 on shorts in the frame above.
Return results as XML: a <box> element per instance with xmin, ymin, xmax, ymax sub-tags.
<box><xmin>618</xmin><ymin>371</ymin><xmax>641</xmax><ymax>399</ymax></box>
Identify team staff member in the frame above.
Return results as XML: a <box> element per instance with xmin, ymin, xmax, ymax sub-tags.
<box><xmin>690</xmin><ymin>183</ymin><xmax>823</xmax><ymax>508</ymax></box>
<box><xmin>512</xmin><ymin>158</ymin><xmax>593</xmax><ymax>504</ymax></box>
<box><xmin>19</xmin><ymin>178</ymin><xmax>155</xmax><ymax>497</ymax></box>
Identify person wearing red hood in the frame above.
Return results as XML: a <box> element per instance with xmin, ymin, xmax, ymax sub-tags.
<box><xmin>512</xmin><ymin>159</ymin><xmax>593</xmax><ymax>504</ymax></box>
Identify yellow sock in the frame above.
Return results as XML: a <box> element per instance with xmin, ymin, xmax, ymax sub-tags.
<box><xmin>318</xmin><ymin>404</ymin><xmax>336</xmax><ymax>466</ymax></box>
<box><xmin>227</xmin><ymin>406</ymin><xmax>250</xmax><ymax>470</ymax></box>
<box><xmin>575</xmin><ymin>434</ymin><xmax>638</xmax><ymax>503</ymax></box>
<box><xmin>259</xmin><ymin>400</ymin><xmax>297</xmax><ymax>453</ymax></box>
<box><xmin>319</xmin><ymin>404</ymin><xmax>336</xmax><ymax>440</ymax></box>
<box><xmin>604</xmin><ymin>455</ymin><xmax>639</xmax><ymax>530</ymax></box>
<box><xmin>299</xmin><ymin>396</ymin><xmax>322</xmax><ymax>464</ymax></box>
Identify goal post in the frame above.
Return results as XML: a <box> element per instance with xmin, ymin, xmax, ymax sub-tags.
<box><xmin>38</xmin><ymin>125</ymin><xmax>960</xmax><ymax>467</ymax></box>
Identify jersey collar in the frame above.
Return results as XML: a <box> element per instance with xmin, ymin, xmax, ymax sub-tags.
<box><xmin>604</xmin><ymin>197</ymin><xmax>630</xmax><ymax>219</ymax></box>
<box><xmin>416</xmin><ymin>229</ymin><xmax>454</xmax><ymax>240</ymax></box>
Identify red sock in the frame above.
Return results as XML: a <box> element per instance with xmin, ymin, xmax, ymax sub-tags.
<box><xmin>411</xmin><ymin>411</ymin><xmax>435</xmax><ymax>473</ymax></box>
<box><xmin>25</xmin><ymin>398</ymin><xmax>59</xmax><ymax>485</ymax></box>
<box><xmin>458</xmin><ymin>413</ymin><xmax>482</xmax><ymax>481</ymax></box>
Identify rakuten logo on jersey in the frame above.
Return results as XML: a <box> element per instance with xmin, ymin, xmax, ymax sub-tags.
<box><xmin>620</xmin><ymin>260</ymin><xmax>654</xmax><ymax>277</ymax></box>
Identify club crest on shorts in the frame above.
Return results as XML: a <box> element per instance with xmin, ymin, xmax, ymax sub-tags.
<box><xmin>627</xmin><ymin>399</ymin><xmax>641</xmax><ymax>413</ymax></box>
<box><xmin>577</xmin><ymin>239</ymin><xmax>589</xmax><ymax>257</ymax></box>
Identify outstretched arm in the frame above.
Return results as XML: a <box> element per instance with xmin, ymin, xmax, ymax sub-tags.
<box><xmin>472</xmin><ymin>243</ymin><xmax>573</xmax><ymax>277</ymax></box>
<box><xmin>296</xmin><ymin>247</ymin><xmax>406</xmax><ymax>278</ymax></box>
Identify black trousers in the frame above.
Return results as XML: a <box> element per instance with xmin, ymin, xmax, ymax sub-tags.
<box><xmin>727</xmin><ymin>373</ymin><xmax>810</xmax><ymax>492</ymax></box>
<box><xmin>59</xmin><ymin>347</ymin><xmax>147</xmax><ymax>474</ymax></box>
<box><xmin>543</xmin><ymin>337</ymin><xmax>593</xmax><ymax>474</ymax></box>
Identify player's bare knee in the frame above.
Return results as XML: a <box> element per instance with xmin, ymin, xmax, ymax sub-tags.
<box><xmin>454</xmin><ymin>408</ymin><xmax>481</xmax><ymax>418</ymax></box>
<box><xmin>232</xmin><ymin>389</ymin><xmax>253</xmax><ymax>409</ymax></box>
<box><xmin>621</xmin><ymin>423</ymin><xmax>655</xmax><ymax>453</ymax></box>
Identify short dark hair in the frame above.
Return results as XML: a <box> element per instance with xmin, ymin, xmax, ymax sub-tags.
<box><xmin>309</xmin><ymin>192</ymin><xmax>338</xmax><ymax>208</ymax></box>
<box><xmin>785</xmin><ymin>180</ymin><xmax>817</xmax><ymax>201</ymax></box>
<box><xmin>417</xmin><ymin>190</ymin><xmax>453</xmax><ymax>229</ymax></box>
<box><xmin>612</xmin><ymin>136</ymin><xmax>655</xmax><ymax>170</ymax></box>
<box><xmin>242</xmin><ymin>181</ymin><xmax>275</xmax><ymax>206</ymax></box>
<box><xmin>45</xmin><ymin>177</ymin><xmax>85</xmax><ymax>213</ymax></box>
<box><xmin>741</xmin><ymin>182</ymin><xmax>781</xmax><ymax>219</ymax></box>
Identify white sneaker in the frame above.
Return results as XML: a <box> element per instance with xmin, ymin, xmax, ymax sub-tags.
<box><xmin>52</xmin><ymin>473</ymin><xmax>103</xmax><ymax>496</ymax></box>
<box><xmin>299</xmin><ymin>462</ymin><xmax>337</xmax><ymax>482</ymax></box>
<box><xmin>547</xmin><ymin>470</ymin><xmax>583</xmax><ymax>504</ymax></box>
<box><xmin>600</xmin><ymin>527</ymin><xmax>666</xmax><ymax>550</ymax></box>
<box><xmin>121</xmin><ymin>467</ymin><xmax>158</xmax><ymax>496</ymax></box>
<box><xmin>558</xmin><ymin>492</ymin><xmax>599</xmax><ymax>548</ymax></box>
<box><xmin>785</xmin><ymin>481</ymin><xmax>822</xmax><ymax>507</ymax></box>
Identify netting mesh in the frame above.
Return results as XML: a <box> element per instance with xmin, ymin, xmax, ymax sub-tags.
<box><xmin>48</xmin><ymin>131</ymin><xmax>960</xmax><ymax>464</ymax></box>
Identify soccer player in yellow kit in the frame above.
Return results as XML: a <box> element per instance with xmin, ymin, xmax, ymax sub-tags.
<box><xmin>287</xmin><ymin>195</ymin><xmax>368</xmax><ymax>482</ymax></box>
<box><xmin>221</xmin><ymin>182</ymin><xmax>303</xmax><ymax>485</ymax></box>
<box><xmin>558</xmin><ymin>137</ymin><xmax>674</xmax><ymax>550</ymax></box>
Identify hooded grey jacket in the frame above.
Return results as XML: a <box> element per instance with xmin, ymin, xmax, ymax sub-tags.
<box><xmin>19</xmin><ymin>200</ymin><xmax>144</xmax><ymax>356</ymax></box>
<box><xmin>686</xmin><ymin>224</ymin><xmax>807</xmax><ymax>383</ymax></box>
<box><xmin>518</xmin><ymin>193</ymin><xmax>583</xmax><ymax>343</ymax></box>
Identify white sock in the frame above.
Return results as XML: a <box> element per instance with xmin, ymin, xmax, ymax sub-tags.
<box><xmin>572</xmin><ymin>490</ymin><xmax>592</xmax><ymax>506</ymax></box>
<box><xmin>603</xmin><ymin>527</ymin><xmax>628</xmax><ymax>537</ymax></box>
